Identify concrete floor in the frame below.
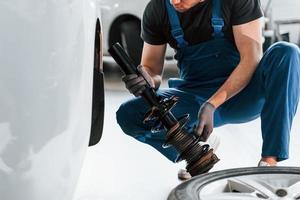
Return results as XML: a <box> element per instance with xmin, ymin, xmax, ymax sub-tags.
<box><xmin>73</xmin><ymin>79</ymin><xmax>300</xmax><ymax>200</ymax></box>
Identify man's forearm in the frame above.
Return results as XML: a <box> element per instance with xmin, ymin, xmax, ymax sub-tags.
<box><xmin>207</xmin><ymin>60</ymin><xmax>260</xmax><ymax>108</ymax></box>
<box><xmin>143</xmin><ymin>65</ymin><xmax>163</xmax><ymax>89</ymax></box>
<box><xmin>208</xmin><ymin>18</ymin><xmax>264</xmax><ymax>108</ymax></box>
<box><xmin>151</xmin><ymin>74</ymin><xmax>162</xmax><ymax>89</ymax></box>
<box><xmin>140</xmin><ymin>43</ymin><xmax>166</xmax><ymax>89</ymax></box>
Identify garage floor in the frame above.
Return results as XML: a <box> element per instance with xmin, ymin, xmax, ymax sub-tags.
<box><xmin>73</xmin><ymin>80</ymin><xmax>300</xmax><ymax>200</ymax></box>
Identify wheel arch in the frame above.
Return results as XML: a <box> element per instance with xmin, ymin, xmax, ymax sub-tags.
<box><xmin>108</xmin><ymin>14</ymin><xmax>141</xmax><ymax>48</ymax></box>
<box><xmin>89</xmin><ymin>17</ymin><xmax>105</xmax><ymax>147</ymax></box>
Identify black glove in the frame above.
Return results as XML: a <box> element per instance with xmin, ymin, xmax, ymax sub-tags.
<box><xmin>194</xmin><ymin>101</ymin><xmax>216</xmax><ymax>142</ymax></box>
<box><xmin>122</xmin><ymin>65</ymin><xmax>155</xmax><ymax>97</ymax></box>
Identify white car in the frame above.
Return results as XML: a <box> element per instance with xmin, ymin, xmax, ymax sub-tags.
<box><xmin>0</xmin><ymin>1</ymin><xmax>104</xmax><ymax>200</ymax></box>
<box><xmin>99</xmin><ymin>0</ymin><xmax>148</xmax><ymax>65</ymax></box>
<box><xmin>99</xmin><ymin>0</ymin><xmax>174</xmax><ymax>65</ymax></box>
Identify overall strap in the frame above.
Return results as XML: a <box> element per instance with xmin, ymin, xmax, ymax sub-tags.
<box><xmin>165</xmin><ymin>0</ymin><xmax>188</xmax><ymax>48</ymax></box>
<box><xmin>211</xmin><ymin>0</ymin><xmax>224</xmax><ymax>38</ymax></box>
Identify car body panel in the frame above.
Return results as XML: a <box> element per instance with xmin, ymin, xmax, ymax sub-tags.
<box><xmin>0</xmin><ymin>0</ymin><xmax>102</xmax><ymax>199</ymax></box>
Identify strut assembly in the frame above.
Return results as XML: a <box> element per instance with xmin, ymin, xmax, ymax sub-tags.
<box><xmin>109</xmin><ymin>43</ymin><xmax>219</xmax><ymax>176</ymax></box>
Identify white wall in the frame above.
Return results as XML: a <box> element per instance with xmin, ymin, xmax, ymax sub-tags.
<box><xmin>262</xmin><ymin>0</ymin><xmax>300</xmax><ymax>44</ymax></box>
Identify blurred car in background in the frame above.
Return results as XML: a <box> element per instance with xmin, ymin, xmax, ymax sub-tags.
<box><xmin>99</xmin><ymin>0</ymin><xmax>146</xmax><ymax>65</ymax></box>
<box><xmin>0</xmin><ymin>0</ymin><xmax>104</xmax><ymax>200</ymax></box>
<box><xmin>99</xmin><ymin>0</ymin><xmax>175</xmax><ymax>66</ymax></box>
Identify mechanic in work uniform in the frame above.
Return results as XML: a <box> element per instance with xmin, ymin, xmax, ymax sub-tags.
<box><xmin>116</xmin><ymin>0</ymin><xmax>300</xmax><ymax>179</ymax></box>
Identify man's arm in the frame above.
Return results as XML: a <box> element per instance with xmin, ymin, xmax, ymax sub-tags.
<box><xmin>194</xmin><ymin>18</ymin><xmax>264</xmax><ymax>141</ymax></box>
<box><xmin>121</xmin><ymin>42</ymin><xmax>166</xmax><ymax>96</ymax></box>
<box><xmin>140</xmin><ymin>42</ymin><xmax>167</xmax><ymax>89</ymax></box>
<box><xmin>207</xmin><ymin>18</ymin><xmax>264</xmax><ymax>108</ymax></box>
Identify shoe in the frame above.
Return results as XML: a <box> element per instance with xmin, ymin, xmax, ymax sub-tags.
<box><xmin>177</xmin><ymin>169</ymin><xmax>192</xmax><ymax>181</ymax></box>
<box><xmin>258</xmin><ymin>160</ymin><xmax>277</xmax><ymax>167</ymax></box>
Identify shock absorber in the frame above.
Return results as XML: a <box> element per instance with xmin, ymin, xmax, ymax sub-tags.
<box><xmin>109</xmin><ymin>43</ymin><xmax>219</xmax><ymax>176</ymax></box>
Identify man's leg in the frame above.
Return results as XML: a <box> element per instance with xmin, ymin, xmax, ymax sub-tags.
<box><xmin>259</xmin><ymin>42</ymin><xmax>300</xmax><ymax>162</ymax></box>
<box><xmin>116</xmin><ymin>88</ymin><xmax>203</xmax><ymax>162</ymax></box>
<box><xmin>218</xmin><ymin>42</ymin><xmax>300</xmax><ymax>164</ymax></box>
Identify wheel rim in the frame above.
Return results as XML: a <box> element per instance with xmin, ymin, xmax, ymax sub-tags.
<box><xmin>199</xmin><ymin>173</ymin><xmax>300</xmax><ymax>199</ymax></box>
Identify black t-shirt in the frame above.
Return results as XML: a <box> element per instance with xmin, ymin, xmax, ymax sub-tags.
<box><xmin>141</xmin><ymin>0</ymin><xmax>263</xmax><ymax>49</ymax></box>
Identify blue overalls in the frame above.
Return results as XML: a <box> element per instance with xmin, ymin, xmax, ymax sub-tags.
<box><xmin>117</xmin><ymin>0</ymin><xmax>300</xmax><ymax>162</ymax></box>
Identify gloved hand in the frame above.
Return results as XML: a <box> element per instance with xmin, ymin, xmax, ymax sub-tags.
<box><xmin>122</xmin><ymin>65</ymin><xmax>155</xmax><ymax>97</ymax></box>
<box><xmin>194</xmin><ymin>101</ymin><xmax>216</xmax><ymax>142</ymax></box>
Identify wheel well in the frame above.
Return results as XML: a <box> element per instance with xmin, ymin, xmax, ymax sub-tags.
<box><xmin>89</xmin><ymin>17</ymin><xmax>104</xmax><ymax>147</ymax></box>
<box><xmin>108</xmin><ymin>15</ymin><xmax>141</xmax><ymax>48</ymax></box>
<box><xmin>95</xmin><ymin>18</ymin><xmax>102</xmax><ymax>71</ymax></box>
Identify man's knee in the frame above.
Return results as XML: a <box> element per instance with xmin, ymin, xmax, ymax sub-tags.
<box><xmin>269</xmin><ymin>42</ymin><xmax>300</xmax><ymax>62</ymax></box>
<box><xmin>116</xmin><ymin>103</ymin><xmax>132</xmax><ymax>135</ymax></box>
<box><xmin>116</xmin><ymin>101</ymin><xmax>144</xmax><ymax>137</ymax></box>
<box><xmin>263</xmin><ymin>42</ymin><xmax>300</xmax><ymax>74</ymax></box>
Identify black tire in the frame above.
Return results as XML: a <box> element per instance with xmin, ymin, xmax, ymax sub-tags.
<box><xmin>120</xmin><ymin>20</ymin><xmax>143</xmax><ymax>66</ymax></box>
<box><xmin>168</xmin><ymin>167</ymin><xmax>300</xmax><ymax>200</ymax></box>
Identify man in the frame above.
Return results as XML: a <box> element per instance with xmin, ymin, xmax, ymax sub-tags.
<box><xmin>116</xmin><ymin>0</ymin><xmax>300</xmax><ymax>180</ymax></box>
